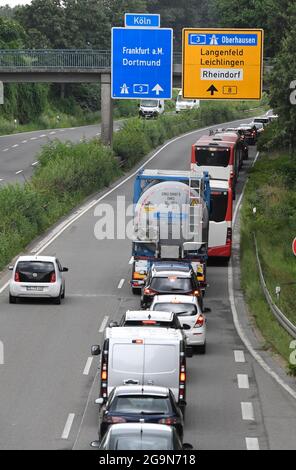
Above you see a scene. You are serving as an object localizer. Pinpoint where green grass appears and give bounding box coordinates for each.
[240,150,296,375]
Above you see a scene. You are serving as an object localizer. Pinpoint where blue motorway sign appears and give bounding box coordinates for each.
[125,13,160,28]
[111,27,173,99]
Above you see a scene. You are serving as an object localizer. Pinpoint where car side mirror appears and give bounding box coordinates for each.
[203,307,211,313]
[90,440,100,448]
[186,346,193,358]
[95,398,104,405]
[108,321,118,328]
[62,267,69,272]
[182,324,191,330]
[8,266,14,271]
[183,443,193,450]
[91,345,101,356]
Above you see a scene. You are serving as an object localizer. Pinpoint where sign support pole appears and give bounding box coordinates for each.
[100,73,113,146]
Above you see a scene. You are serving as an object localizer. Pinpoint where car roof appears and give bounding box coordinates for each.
[105,326,183,340]
[151,294,200,306]
[125,310,175,322]
[109,423,173,435]
[112,385,170,397]
[16,255,56,263]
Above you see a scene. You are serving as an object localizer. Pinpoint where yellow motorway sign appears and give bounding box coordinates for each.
[182,28,264,100]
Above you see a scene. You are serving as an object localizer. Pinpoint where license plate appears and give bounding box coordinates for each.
[26,286,44,291]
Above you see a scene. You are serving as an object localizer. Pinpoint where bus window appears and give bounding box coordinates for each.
[195,147,230,168]
[210,192,228,223]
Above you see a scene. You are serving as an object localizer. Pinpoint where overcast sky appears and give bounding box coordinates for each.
[2,1,32,6]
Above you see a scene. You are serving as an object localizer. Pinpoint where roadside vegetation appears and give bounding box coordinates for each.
[240,148,296,375]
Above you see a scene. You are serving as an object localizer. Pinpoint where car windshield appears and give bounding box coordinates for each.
[16,261,55,283]
[195,147,230,167]
[210,191,228,222]
[153,303,197,316]
[141,100,158,107]
[150,277,193,292]
[111,396,171,414]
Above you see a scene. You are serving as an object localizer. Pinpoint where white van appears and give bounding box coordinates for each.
[91,327,191,411]
[139,99,164,119]
[176,90,200,113]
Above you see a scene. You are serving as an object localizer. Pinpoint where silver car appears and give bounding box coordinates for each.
[9,255,68,304]
[150,295,207,353]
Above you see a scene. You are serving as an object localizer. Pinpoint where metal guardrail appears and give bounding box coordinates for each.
[254,233,296,339]
[0,49,271,70]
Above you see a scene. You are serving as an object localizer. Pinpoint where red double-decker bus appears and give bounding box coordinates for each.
[191,132,242,198]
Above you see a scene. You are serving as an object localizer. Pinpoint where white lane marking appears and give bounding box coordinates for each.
[96,133,101,136]
[99,316,109,333]
[22,140,28,143]
[246,437,260,450]
[12,144,19,148]
[0,178,3,182]
[59,129,65,132]
[49,131,56,135]
[129,257,134,265]
[0,119,249,299]
[31,161,39,167]
[241,402,255,421]
[40,134,47,138]
[15,170,23,175]
[61,413,75,439]
[118,278,125,289]
[83,357,93,376]
[30,137,37,141]
[229,151,296,402]
[238,374,249,389]
[3,148,9,152]
[234,350,245,363]
[70,127,76,130]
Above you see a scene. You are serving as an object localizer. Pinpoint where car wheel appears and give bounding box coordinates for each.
[132,287,140,295]
[180,404,186,421]
[198,342,206,355]
[53,291,62,305]
[9,294,17,304]
[61,286,65,299]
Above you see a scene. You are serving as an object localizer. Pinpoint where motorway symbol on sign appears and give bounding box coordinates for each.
[112,27,173,100]
[292,238,296,256]
[182,28,264,100]
[125,13,160,28]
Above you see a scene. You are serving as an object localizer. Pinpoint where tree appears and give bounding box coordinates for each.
[269,1,296,153]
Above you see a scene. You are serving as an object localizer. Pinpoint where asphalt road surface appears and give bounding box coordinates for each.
[0,118,296,450]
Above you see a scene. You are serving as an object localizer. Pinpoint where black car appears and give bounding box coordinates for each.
[237,125,257,145]
[91,423,193,451]
[141,261,202,309]
[96,385,184,441]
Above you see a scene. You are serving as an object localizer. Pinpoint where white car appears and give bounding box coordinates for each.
[176,90,200,113]
[9,255,68,304]
[150,295,206,353]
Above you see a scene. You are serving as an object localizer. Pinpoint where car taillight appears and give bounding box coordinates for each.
[50,272,56,283]
[14,272,20,282]
[104,416,126,424]
[227,228,232,243]
[192,289,200,297]
[194,314,204,328]
[100,345,109,400]
[179,360,186,402]
[158,417,178,425]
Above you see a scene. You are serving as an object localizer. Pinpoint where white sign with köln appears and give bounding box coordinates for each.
[200,68,244,80]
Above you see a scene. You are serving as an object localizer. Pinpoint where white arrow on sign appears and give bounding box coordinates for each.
[152,84,164,96]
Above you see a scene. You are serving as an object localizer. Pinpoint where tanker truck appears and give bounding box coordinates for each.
[130,169,211,295]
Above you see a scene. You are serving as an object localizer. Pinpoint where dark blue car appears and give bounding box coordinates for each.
[97,385,184,441]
